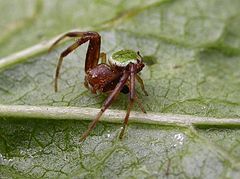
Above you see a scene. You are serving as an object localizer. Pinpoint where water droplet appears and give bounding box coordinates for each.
[0,153,13,165]
[174,133,185,145]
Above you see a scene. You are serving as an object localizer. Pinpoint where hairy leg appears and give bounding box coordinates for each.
[136,74,148,96]
[134,95,146,113]
[80,70,130,142]
[54,37,89,92]
[50,31,101,74]
[84,32,101,71]
[49,32,84,52]
[119,63,136,139]
[125,80,146,113]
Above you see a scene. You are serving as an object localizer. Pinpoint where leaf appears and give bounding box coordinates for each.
[1,0,240,178]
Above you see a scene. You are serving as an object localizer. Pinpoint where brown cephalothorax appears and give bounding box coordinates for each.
[49,31,148,141]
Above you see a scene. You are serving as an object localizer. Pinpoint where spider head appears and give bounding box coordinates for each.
[109,50,144,71]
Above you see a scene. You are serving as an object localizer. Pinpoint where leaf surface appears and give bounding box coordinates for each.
[0,0,240,178]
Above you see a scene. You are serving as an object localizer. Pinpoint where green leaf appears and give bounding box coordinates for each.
[1,0,240,178]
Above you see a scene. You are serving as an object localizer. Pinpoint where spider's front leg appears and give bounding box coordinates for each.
[119,63,137,139]
[49,31,101,92]
[79,70,130,142]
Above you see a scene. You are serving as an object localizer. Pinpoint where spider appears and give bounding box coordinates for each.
[49,31,148,142]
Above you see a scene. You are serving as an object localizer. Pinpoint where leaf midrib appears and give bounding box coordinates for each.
[0,104,240,127]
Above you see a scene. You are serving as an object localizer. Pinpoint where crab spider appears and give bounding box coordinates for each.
[49,31,148,141]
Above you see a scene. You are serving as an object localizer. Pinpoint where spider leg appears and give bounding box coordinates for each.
[79,70,130,142]
[50,31,101,74]
[100,52,107,64]
[126,80,146,113]
[49,32,84,52]
[134,95,146,113]
[119,63,137,139]
[136,74,148,96]
[84,32,101,71]
[54,37,89,92]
